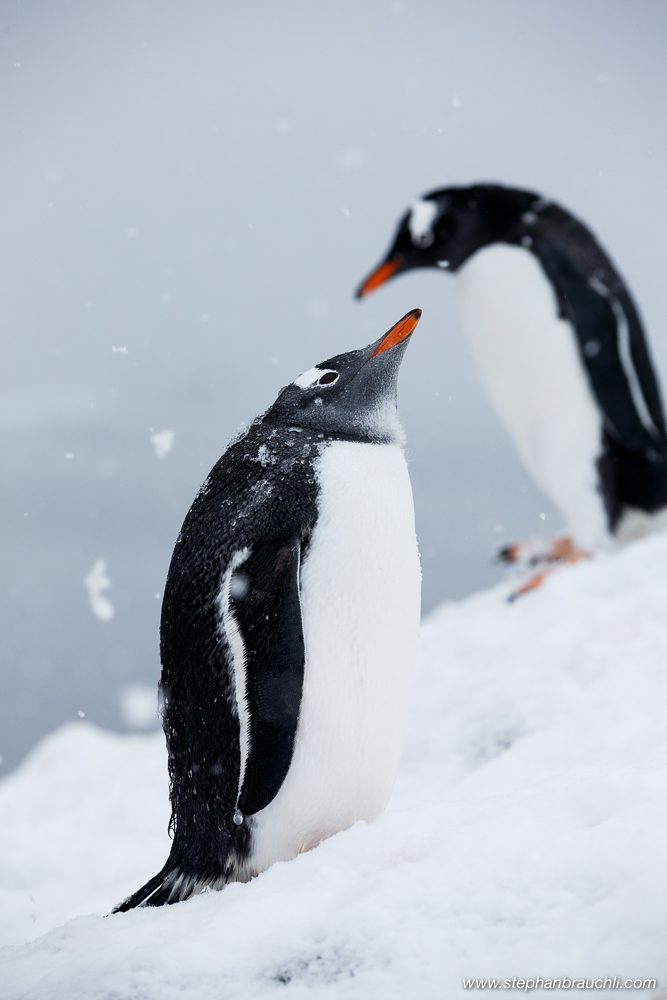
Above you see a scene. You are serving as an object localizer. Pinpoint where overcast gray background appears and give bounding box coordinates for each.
[1,0,666,774]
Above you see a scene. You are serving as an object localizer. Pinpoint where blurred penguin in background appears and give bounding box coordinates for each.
[357,184,667,592]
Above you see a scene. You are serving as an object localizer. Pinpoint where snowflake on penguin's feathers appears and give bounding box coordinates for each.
[252,444,277,468]
[194,476,212,500]
[236,479,274,519]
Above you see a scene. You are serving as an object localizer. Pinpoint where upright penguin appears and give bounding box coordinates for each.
[114,309,422,910]
[357,184,667,557]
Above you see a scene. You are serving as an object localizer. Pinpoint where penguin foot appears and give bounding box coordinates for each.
[498,536,587,568]
[506,541,588,602]
[507,570,549,602]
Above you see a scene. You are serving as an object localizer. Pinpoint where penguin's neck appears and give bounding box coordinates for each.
[455,242,609,550]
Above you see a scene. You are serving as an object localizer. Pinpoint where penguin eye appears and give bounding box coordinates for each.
[318,371,339,385]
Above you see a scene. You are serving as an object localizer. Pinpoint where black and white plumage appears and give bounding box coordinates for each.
[114,310,422,910]
[357,184,667,551]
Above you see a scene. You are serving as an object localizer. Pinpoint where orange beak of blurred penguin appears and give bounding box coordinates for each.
[369,308,421,358]
[355,257,404,299]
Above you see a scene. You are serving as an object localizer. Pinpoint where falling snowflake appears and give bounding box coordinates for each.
[151,429,175,459]
[84,559,115,622]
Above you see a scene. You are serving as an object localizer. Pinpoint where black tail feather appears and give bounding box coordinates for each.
[111,846,244,912]
[111,854,215,912]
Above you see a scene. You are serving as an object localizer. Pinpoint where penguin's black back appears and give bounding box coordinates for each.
[115,419,323,908]
[513,196,667,524]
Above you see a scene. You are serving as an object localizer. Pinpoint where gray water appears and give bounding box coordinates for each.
[1,0,666,774]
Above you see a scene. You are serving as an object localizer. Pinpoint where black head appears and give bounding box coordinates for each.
[356,183,545,297]
[267,309,421,443]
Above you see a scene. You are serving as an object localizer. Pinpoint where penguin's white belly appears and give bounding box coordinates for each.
[248,440,421,873]
[456,243,609,549]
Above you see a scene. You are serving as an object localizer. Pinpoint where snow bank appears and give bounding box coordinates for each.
[2,532,667,998]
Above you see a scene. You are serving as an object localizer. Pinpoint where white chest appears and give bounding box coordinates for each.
[456,243,609,548]
[248,440,421,872]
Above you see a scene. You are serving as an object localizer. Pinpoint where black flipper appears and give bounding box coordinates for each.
[231,542,305,816]
[112,422,319,911]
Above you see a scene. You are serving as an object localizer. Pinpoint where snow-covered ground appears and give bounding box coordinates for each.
[2,532,667,999]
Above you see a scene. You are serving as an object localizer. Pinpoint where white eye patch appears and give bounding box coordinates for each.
[293,367,339,389]
[408,198,439,246]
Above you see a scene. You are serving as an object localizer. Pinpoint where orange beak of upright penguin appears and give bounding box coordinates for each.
[355,257,404,299]
[369,308,422,359]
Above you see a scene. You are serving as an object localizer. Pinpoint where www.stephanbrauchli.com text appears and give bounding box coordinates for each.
[462,977,657,991]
